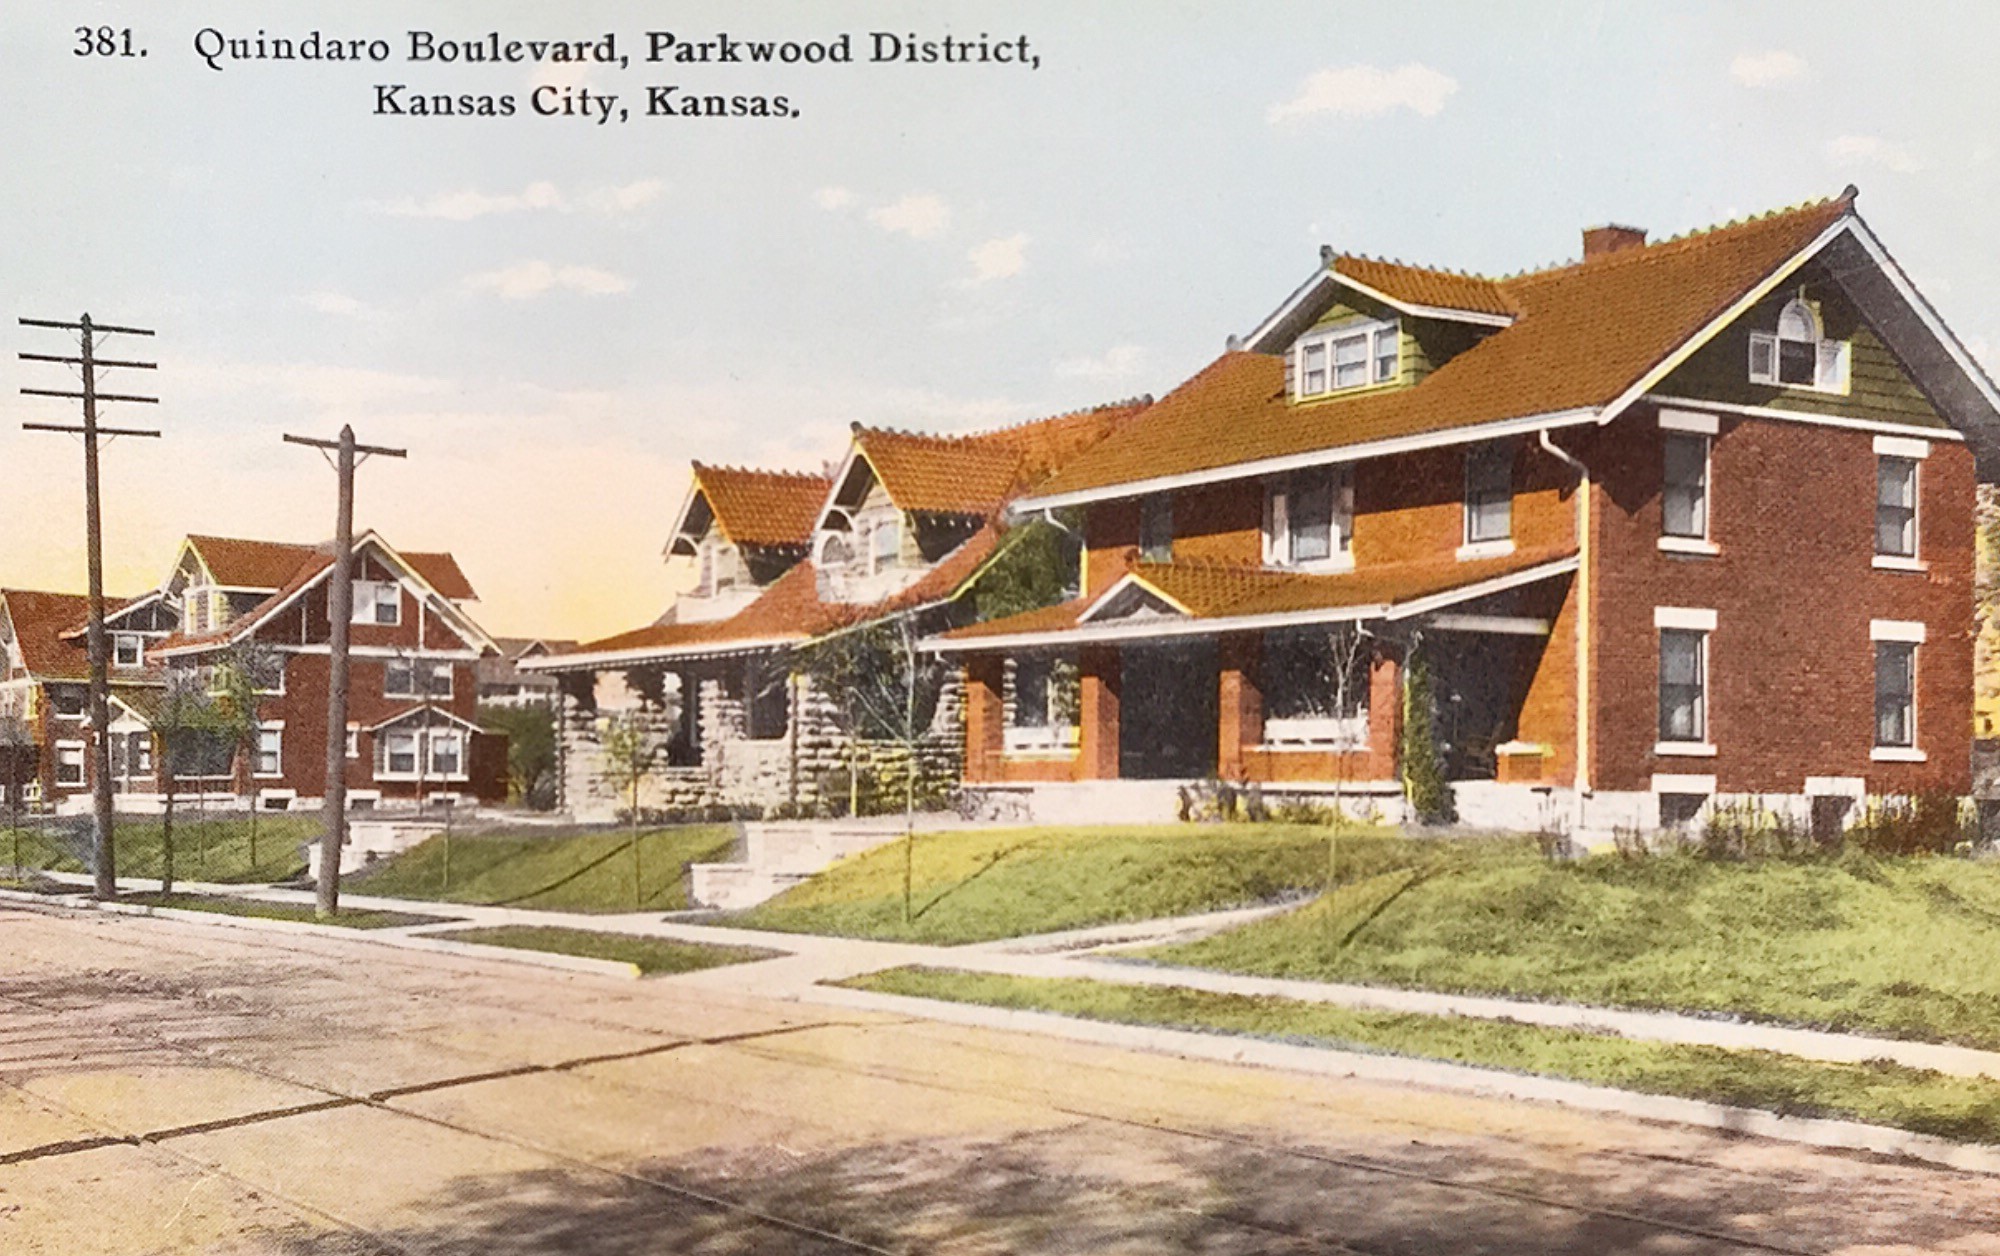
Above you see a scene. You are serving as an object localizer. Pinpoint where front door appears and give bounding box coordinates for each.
[1118,641,1218,779]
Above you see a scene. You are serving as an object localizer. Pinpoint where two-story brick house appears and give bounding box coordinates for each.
[149,533,507,809]
[527,405,1147,819]
[935,190,2000,835]
[0,588,175,810]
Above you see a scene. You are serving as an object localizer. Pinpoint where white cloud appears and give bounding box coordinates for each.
[302,291,372,318]
[1825,134,1923,174]
[867,193,952,240]
[1267,63,1457,124]
[373,179,662,220]
[813,186,857,211]
[964,234,1029,285]
[1056,345,1149,380]
[465,261,633,300]
[1730,50,1807,87]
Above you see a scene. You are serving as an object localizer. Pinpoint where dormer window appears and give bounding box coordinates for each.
[1294,319,1398,399]
[112,634,143,669]
[1749,298,1848,393]
[868,517,900,573]
[697,538,740,594]
[817,532,856,571]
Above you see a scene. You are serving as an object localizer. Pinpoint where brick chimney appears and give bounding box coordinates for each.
[1582,223,1647,259]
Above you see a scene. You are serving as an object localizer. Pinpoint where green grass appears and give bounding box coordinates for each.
[426,924,782,975]
[351,825,736,913]
[734,823,1457,944]
[2,815,317,883]
[1151,850,2000,1051]
[841,966,2000,1145]
[123,891,451,930]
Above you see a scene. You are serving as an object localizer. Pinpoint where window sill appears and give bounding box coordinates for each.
[253,773,284,781]
[1872,555,1928,573]
[1256,742,1368,753]
[1265,554,1355,575]
[1657,536,1720,557]
[1495,740,1550,756]
[1456,539,1515,562]
[1653,741,1717,758]
[1870,746,1927,763]
[375,772,471,782]
[1002,748,1081,762]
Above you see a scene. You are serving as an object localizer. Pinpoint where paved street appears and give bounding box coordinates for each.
[6,901,2000,1254]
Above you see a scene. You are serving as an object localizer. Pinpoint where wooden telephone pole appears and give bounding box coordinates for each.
[19,314,159,900]
[283,426,405,918]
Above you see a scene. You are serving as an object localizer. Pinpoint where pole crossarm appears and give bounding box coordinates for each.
[18,353,157,369]
[20,388,158,404]
[282,433,408,458]
[22,423,163,437]
[18,317,154,336]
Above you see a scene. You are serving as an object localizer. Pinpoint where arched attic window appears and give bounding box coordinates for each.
[817,531,855,570]
[1749,297,1849,393]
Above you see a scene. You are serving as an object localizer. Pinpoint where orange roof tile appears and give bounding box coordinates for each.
[1334,255,1518,318]
[855,399,1151,515]
[2,589,94,681]
[941,546,1576,642]
[693,465,833,548]
[185,536,323,589]
[402,551,477,601]
[1033,195,1853,500]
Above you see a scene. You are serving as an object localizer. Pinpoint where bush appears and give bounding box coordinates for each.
[1400,653,1455,825]
[1848,790,1974,857]
[1698,799,1815,861]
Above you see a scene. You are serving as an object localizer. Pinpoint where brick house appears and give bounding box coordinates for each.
[0,588,175,810]
[526,406,1146,819]
[933,190,2000,835]
[143,533,507,810]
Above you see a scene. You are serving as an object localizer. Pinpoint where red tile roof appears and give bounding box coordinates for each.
[692,465,833,548]
[855,399,1151,514]
[940,546,1577,642]
[2,589,94,681]
[182,535,476,601]
[1334,255,1518,318]
[1032,195,1854,500]
[554,525,1007,664]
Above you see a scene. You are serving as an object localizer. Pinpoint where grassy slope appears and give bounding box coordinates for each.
[2,816,318,883]
[124,891,448,929]
[427,925,782,975]
[351,825,736,913]
[843,966,2000,1144]
[1155,852,2000,1050]
[735,824,1464,944]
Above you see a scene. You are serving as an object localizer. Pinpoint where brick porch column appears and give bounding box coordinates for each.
[1078,645,1121,780]
[1217,633,1263,780]
[961,656,1005,782]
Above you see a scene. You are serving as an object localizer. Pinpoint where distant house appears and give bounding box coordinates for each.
[932,190,2000,836]
[476,638,577,708]
[136,533,508,811]
[524,406,1146,819]
[0,588,174,809]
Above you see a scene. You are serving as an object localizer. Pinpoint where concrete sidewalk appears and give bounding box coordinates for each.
[26,867,2000,1087]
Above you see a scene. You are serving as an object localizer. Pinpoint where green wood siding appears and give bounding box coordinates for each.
[1658,261,1946,430]
[1289,291,1490,393]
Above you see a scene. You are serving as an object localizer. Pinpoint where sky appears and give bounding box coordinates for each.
[3,1,1998,641]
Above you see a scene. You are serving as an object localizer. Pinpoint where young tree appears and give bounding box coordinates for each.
[598,709,659,910]
[150,669,235,893]
[1401,647,1456,826]
[797,614,946,924]
[211,642,280,871]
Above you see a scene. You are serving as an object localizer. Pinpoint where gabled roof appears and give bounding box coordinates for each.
[831,399,1152,520]
[366,704,486,734]
[528,524,1007,672]
[177,534,476,600]
[154,531,492,657]
[679,465,833,550]
[1025,193,1879,506]
[1,589,94,681]
[1329,254,1518,322]
[933,547,1578,649]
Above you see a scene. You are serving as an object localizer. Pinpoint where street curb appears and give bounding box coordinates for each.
[803,983,2000,1178]
[0,888,643,981]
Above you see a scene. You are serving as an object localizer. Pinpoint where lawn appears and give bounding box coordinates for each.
[2,814,317,884]
[351,824,737,913]
[841,966,2000,1145]
[1151,850,2000,1051]
[426,925,783,975]
[123,891,451,929]
[734,823,1457,944]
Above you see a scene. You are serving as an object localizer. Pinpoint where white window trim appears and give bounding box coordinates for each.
[1747,300,1851,395]
[1260,712,1369,750]
[1651,773,1717,794]
[1654,606,1718,631]
[112,634,145,669]
[54,739,87,786]
[1292,317,1399,400]
[1873,434,1932,460]
[352,579,403,626]
[1657,408,1720,435]
[1871,746,1928,763]
[254,721,284,779]
[1874,452,1921,564]
[1658,426,1714,553]
[1003,725,1080,756]
[1658,536,1721,557]
[1653,740,1718,758]
[1805,776,1866,798]
[345,724,361,760]
[1869,619,1927,643]
[1263,468,1355,571]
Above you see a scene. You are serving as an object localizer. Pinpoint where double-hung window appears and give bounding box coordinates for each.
[1655,607,1717,754]
[1293,320,1398,399]
[1139,494,1173,563]
[428,730,464,777]
[113,634,144,669]
[1871,620,1925,759]
[1004,653,1079,753]
[352,580,401,626]
[55,741,85,787]
[1873,437,1927,567]
[1264,467,1353,568]
[1657,410,1718,553]
[254,724,282,778]
[1462,442,1514,554]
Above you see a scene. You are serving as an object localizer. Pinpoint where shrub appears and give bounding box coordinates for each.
[1848,790,1973,857]
[1699,799,1814,861]
[1400,653,1455,825]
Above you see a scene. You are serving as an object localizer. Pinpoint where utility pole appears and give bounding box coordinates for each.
[283,426,405,918]
[20,315,159,900]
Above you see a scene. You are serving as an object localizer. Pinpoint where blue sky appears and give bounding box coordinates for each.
[3,1,1996,637]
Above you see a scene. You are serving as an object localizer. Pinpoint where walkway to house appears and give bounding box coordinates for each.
[22,868,2000,1087]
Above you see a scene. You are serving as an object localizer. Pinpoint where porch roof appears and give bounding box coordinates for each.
[928,546,1577,651]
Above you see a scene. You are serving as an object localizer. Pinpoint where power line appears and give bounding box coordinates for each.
[19,313,160,900]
